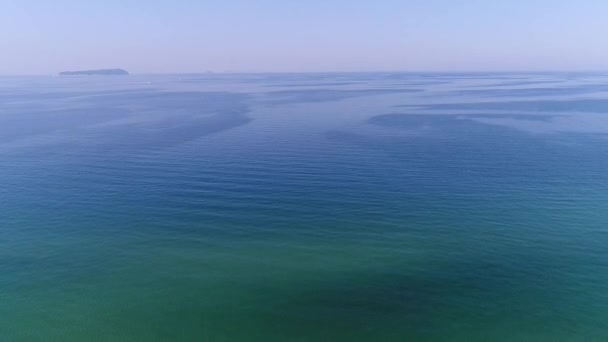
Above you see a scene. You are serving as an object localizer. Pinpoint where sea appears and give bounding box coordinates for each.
[2,72,608,341]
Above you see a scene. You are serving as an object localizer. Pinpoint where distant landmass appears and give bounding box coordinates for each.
[59,69,129,76]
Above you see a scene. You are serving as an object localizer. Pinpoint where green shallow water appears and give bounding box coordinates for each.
[2,73,608,341]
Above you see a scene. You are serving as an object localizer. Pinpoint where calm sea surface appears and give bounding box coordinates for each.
[2,73,608,341]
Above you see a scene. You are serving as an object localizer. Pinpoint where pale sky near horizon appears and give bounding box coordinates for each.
[2,0,608,74]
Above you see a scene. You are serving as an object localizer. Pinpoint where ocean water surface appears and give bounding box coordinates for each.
[2,73,608,341]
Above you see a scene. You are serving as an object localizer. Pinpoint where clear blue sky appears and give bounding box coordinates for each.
[2,0,608,74]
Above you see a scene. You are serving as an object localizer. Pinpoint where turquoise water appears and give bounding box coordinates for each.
[2,73,608,341]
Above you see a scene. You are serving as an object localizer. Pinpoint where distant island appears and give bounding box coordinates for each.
[59,69,129,76]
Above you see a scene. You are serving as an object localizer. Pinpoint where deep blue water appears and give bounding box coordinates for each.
[2,73,608,341]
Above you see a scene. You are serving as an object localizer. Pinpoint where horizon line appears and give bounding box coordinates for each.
[3,69,608,77]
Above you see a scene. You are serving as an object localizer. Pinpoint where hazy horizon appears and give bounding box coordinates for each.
[3,0,608,74]
[5,69,608,77]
